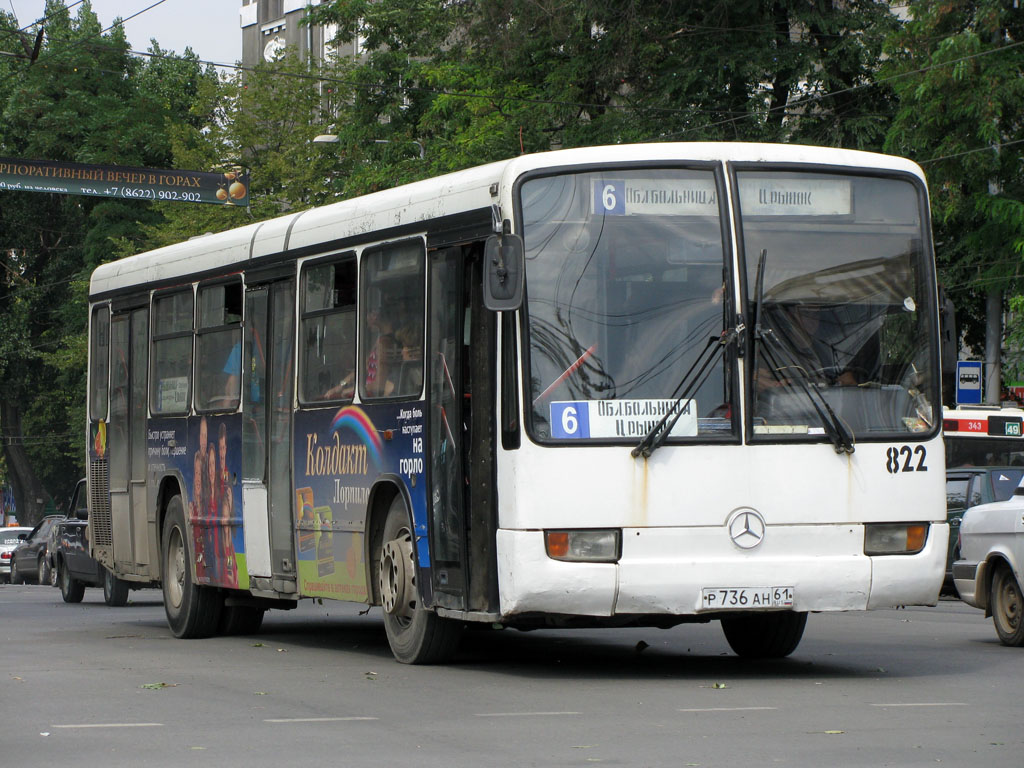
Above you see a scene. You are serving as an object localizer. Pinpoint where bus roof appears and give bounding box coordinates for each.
[89,142,925,299]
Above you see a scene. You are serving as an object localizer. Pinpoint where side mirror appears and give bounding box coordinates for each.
[483,233,525,312]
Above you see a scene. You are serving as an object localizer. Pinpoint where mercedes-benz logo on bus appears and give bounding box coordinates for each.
[727,508,766,550]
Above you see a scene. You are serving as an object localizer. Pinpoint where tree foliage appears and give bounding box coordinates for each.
[0,1,215,522]
[883,0,1024,369]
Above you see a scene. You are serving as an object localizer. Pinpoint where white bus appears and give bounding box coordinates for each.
[85,143,946,663]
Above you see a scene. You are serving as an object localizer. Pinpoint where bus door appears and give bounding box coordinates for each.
[242,279,298,594]
[427,247,498,613]
[108,305,152,574]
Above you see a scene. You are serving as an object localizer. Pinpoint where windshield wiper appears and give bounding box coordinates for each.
[751,249,854,455]
[758,329,855,454]
[632,323,743,459]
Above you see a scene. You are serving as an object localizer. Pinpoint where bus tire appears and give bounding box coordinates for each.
[162,495,222,638]
[378,496,462,664]
[219,605,265,635]
[59,561,85,603]
[721,611,807,659]
[103,569,130,607]
[991,565,1024,647]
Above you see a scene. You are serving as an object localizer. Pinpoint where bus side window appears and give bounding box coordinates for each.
[360,240,425,400]
[300,257,357,404]
[151,290,194,416]
[89,305,110,423]
[195,280,243,412]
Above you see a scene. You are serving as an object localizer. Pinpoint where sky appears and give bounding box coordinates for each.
[6,0,242,66]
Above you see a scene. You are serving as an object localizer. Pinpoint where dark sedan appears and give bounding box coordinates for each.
[9,515,64,585]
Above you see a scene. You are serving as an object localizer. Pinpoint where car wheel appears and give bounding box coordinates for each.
[38,554,51,586]
[59,561,85,603]
[991,565,1024,647]
[103,569,130,607]
[161,494,222,638]
[49,560,59,587]
[10,558,23,585]
[721,612,808,658]
[378,495,462,664]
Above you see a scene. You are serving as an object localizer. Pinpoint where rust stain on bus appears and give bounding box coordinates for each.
[631,455,649,527]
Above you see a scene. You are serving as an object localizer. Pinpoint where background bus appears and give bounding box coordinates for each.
[943,405,1024,467]
[86,143,947,663]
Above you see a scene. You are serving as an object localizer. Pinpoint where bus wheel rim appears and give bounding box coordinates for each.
[167,528,185,610]
[379,533,413,623]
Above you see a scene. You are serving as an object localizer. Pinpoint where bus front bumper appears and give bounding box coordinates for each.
[496,524,947,618]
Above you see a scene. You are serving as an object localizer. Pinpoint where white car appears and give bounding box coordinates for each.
[1,527,32,583]
[953,479,1024,646]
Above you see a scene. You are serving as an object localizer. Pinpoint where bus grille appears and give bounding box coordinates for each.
[89,458,113,548]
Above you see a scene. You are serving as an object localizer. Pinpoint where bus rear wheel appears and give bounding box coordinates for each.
[377,496,461,664]
[162,495,222,638]
[721,611,807,659]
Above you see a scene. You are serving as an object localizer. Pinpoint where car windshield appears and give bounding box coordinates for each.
[519,168,732,442]
[741,171,938,438]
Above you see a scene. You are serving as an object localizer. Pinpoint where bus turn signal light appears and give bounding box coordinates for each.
[864,523,929,556]
[544,529,621,563]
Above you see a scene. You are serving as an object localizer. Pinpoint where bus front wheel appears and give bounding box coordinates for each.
[377,496,462,664]
[162,495,222,638]
[721,611,807,659]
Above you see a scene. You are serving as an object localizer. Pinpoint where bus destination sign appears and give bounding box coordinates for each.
[0,156,249,206]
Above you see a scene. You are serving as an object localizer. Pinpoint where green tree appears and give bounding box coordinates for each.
[0,1,214,524]
[306,0,901,196]
[883,0,1024,395]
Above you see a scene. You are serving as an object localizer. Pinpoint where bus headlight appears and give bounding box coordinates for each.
[545,529,621,563]
[864,523,928,556]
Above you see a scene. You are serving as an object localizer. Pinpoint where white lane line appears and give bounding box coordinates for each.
[52,723,163,729]
[475,711,581,718]
[678,707,777,713]
[264,717,379,723]
[870,702,967,708]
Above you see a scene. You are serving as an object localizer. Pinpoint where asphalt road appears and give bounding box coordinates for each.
[1,584,1020,768]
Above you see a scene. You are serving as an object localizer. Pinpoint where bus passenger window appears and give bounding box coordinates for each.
[300,258,356,404]
[360,240,425,400]
[89,305,110,422]
[150,290,194,416]
[195,281,243,412]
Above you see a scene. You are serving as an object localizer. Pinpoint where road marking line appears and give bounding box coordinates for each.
[678,707,777,713]
[475,712,581,718]
[870,703,967,708]
[52,723,163,729]
[264,717,379,723]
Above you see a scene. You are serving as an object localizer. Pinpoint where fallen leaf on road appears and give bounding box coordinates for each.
[140,682,177,690]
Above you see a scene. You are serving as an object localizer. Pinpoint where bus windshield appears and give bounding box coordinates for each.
[520,168,732,442]
[741,171,937,439]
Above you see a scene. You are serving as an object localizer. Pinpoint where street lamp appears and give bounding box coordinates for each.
[313,134,425,159]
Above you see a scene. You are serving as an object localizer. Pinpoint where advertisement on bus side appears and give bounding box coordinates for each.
[292,403,427,601]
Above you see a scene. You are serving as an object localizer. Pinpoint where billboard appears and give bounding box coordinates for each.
[0,156,249,206]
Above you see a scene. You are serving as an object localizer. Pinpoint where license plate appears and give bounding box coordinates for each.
[700,586,794,610]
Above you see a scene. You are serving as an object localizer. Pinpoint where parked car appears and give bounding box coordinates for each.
[944,467,1024,592]
[953,475,1024,646]
[9,515,63,585]
[52,479,135,606]
[1,527,32,583]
